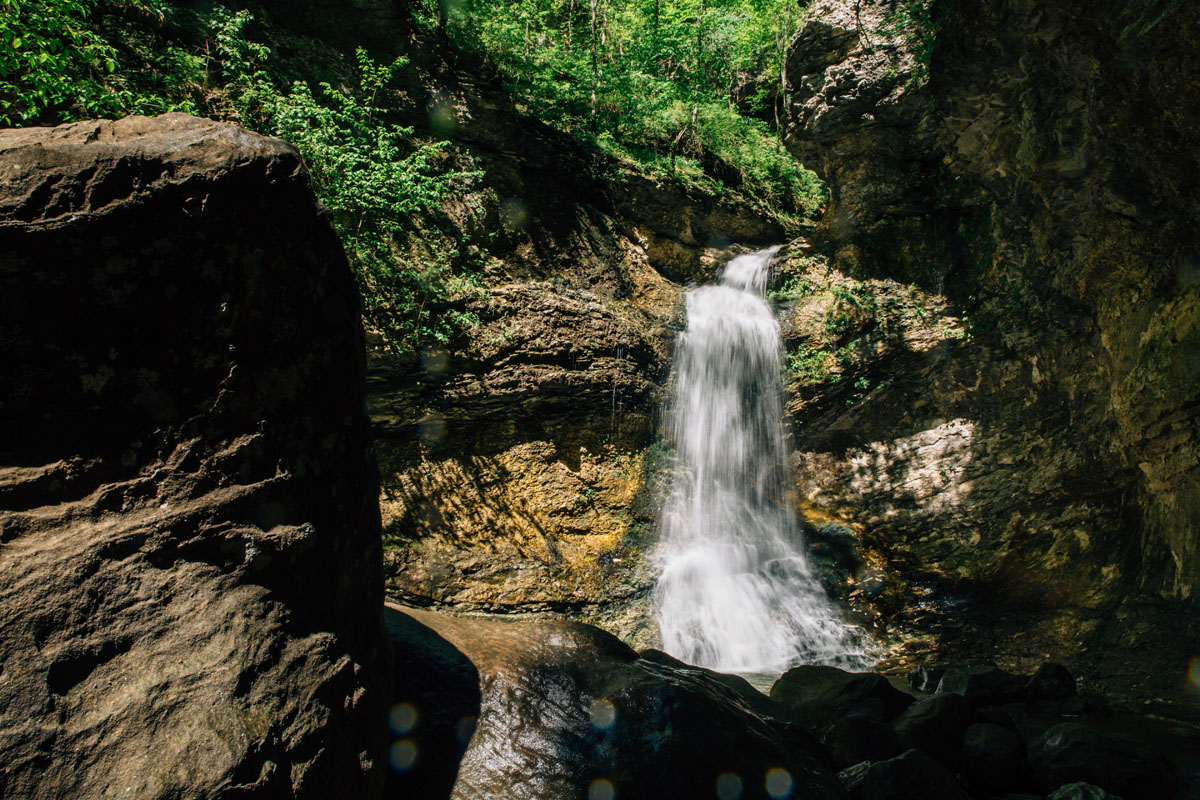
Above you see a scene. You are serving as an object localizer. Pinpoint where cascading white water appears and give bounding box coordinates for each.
[652,246,868,673]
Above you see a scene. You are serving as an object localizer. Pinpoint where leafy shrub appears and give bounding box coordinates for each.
[211,11,485,352]
[4,3,484,354]
[445,0,826,228]
[0,0,199,124]
[879,0,938,86]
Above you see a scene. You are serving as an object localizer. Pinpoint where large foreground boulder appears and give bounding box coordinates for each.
[386,606,847,800]
[0,115,389,797]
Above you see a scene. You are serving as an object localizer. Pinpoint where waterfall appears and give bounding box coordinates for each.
[652,246,868,673]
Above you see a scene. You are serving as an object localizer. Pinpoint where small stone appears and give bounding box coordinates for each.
[838,761,872,799]
[1025,662,1077,702]
[862,749,969,800]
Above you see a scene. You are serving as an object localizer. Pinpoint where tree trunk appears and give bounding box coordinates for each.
[694,0,707,101]
[590,0,599,133]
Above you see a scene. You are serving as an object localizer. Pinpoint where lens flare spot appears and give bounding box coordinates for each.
[389,739,418,772]
[500,197,529,232]
[417,413,446,445]
[456,715,478,746]
[1188,656,1200,694]
[588,778,615,800]
[427,91,458,136]
[765,767,794,798]
[589,698,617,730]
[421,348,450,376]
[716,772,743,800]
[390,703,418,734]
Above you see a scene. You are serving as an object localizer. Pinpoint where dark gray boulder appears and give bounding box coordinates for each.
[937,664,1026,707]
[861,749,969,800]
[1047,782,1125,800]
[823,715,902,771]
[1028,722,1176,800]
[890,692,973,771]
[771,664,915,731]
[962,721,1026,795]
[1025,663,1078,702]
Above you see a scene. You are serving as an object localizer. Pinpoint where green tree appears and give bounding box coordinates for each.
[452,0,823,226]
[0,0,199,125]
[211,12,484,351]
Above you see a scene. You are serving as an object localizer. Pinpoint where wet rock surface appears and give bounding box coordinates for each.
[771,664,914,730]
[385,605,845,800]
[0,115,389,797]
[781,0,1200,711]
[766,662,1200,800]
[783,0,938,274]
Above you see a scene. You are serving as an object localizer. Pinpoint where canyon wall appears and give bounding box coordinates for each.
[782,0,1199,705]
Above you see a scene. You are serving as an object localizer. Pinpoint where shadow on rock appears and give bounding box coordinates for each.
[384,607,482,798]
[386,605,846,800]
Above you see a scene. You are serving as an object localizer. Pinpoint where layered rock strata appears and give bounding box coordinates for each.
[782,0,1200,707]
[0,115,389,798]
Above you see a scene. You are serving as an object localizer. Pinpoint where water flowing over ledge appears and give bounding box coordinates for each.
[653,246,871,674]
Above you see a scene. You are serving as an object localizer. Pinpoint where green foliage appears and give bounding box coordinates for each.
[211,12,484,352]
[438,0,824,227]
[786,345,833,385]
[0,0,201,125]
[768,275,815,303]
[1116,0,1185,38]
[4,2,485,354]
[879,0,938,86]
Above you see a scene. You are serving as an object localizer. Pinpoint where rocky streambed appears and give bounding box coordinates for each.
[385,603,1200,800]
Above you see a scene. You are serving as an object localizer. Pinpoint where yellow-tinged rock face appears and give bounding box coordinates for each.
[380,438,664,648]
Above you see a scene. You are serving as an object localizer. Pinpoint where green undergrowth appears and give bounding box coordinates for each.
[877,0,938,87]
[417,0,826,230]
[4,0,831,347]
[770,249,965,406]
[0,0,203,124]
[2,0,486,354]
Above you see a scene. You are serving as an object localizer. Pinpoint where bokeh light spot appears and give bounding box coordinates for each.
[390,702,418,734]
[765,767,794,798]
[589,698,617,730]
[716,772,743,800]
[421,348,450,376]
[500,197,529,232]
[456,715,478,746]
[389,739,418,772]
[588,778,615,800]
[417,413,447,445]
[427,90,458,137]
